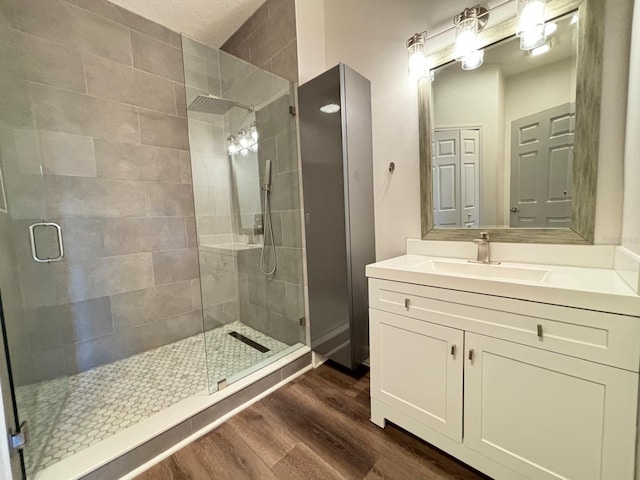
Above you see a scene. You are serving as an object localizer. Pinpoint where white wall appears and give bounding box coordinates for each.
[622,0,640,255]
[295,0,325,84]
[433,65,505,227]
[321,0,434,260]
[297,0,634,261]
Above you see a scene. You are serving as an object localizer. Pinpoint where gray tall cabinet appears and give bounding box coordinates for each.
[298,64,375,369]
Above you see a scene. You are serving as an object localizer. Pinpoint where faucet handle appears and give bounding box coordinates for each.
[473,232,489,243]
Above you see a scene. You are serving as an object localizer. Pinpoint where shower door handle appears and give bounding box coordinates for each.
[29,221,64,263]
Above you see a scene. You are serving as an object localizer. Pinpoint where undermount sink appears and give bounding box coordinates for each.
[429,259,551,282]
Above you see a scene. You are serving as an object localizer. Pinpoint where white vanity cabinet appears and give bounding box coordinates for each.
[368,278,640,480]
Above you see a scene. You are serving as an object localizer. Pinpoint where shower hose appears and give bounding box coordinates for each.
[260,186,277,276]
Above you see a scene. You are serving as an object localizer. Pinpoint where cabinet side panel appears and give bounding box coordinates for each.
[298,66,352,365]
[342,64,375,366]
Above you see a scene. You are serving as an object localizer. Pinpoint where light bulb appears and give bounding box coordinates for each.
[250,143,258,152]
[251,127,258,142]
[455,18,480,60]
[517,0,545,36]
[228,143,238,155]
[240,148,249,157]
[520,24,546,50]
[408,50,428,80]
[461,49,484,70]
[530,42,551,56]
[239,135,249,148]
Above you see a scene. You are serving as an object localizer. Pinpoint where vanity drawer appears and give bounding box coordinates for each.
[369,278,640,372]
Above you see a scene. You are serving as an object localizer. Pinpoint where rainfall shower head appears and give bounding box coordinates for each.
[187,94,254,114]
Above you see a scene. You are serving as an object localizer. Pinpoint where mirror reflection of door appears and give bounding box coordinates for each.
[509,103,574,227]
[433,129,480,228]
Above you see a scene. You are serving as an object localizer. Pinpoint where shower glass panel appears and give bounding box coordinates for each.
[182,35,306,394]
[0,10,69,477]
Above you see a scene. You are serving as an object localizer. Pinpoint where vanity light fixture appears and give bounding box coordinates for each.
[454,6,488,70]
[227,123,258,157]
[406,31,428,79]
[516,0,547,50]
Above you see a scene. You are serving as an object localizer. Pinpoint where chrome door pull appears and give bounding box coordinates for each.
[29,222,64,263]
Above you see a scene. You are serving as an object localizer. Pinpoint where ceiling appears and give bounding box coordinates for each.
[107,0,265,47]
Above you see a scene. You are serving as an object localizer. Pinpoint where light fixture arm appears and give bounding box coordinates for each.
[453,6,489,32]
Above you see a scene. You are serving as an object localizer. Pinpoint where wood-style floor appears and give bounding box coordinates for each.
[136,363,489,480]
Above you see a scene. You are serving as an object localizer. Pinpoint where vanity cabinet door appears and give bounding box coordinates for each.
[370,309,464,442]
[464,333,638,480]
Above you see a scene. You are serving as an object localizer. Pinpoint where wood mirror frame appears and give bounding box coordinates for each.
[420,0,604,244]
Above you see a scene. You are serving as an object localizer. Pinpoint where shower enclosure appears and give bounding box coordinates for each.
[0,1,306,477]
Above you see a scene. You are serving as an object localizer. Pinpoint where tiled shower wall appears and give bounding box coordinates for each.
[221,0,298,83]
[183,36,304,346]
[2,0,203,383]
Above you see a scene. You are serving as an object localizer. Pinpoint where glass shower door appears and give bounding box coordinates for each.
[0,9,76,480]
[0,10,70,478]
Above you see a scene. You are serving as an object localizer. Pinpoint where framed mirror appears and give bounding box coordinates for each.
[419,0,604,243]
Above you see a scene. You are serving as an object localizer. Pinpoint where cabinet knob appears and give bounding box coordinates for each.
[537,324,543,339]
[404,298,410,309]
[451,345,456,357]
[468,349,474,361]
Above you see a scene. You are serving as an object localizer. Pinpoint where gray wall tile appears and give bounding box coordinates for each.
[152,248,199,285]
[112,322,159,358]
[157,310,203,346]
[275,129,298,174]
[247,2,295,67]
[14,31,87,92]
[64,0,181,48]
[131,30,184,82]
[175,83,187,118]
[270,41,297,84]
[8,0,133,65]
[144,183,195,216]
[65,334,115,373]
[101,217,187,255]
[54,253,155,304]
[281,210,302,247]
[29,83,140,143]
[39,131,97,177]
[221,0,297,83]
[94,140,181,182]
[180,150,193,184]
[60,296,113,343]
[270,170,300,211]
[111,280,193,329]
[85,54,177,114]
[45,176,146,217]
[139,109,189,150]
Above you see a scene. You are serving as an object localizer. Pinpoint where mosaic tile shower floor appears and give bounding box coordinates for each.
[16,321,290,473]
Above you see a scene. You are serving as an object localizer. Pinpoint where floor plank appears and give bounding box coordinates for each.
[270,442,344,480]
[136,364,489,480]
[224,402,300,468]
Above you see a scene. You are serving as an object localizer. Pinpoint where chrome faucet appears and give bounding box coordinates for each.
[470,232,499,264]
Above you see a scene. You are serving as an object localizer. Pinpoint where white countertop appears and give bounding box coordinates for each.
[366,255,640,317]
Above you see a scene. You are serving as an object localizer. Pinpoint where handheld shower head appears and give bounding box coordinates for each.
[263,160,272,191]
